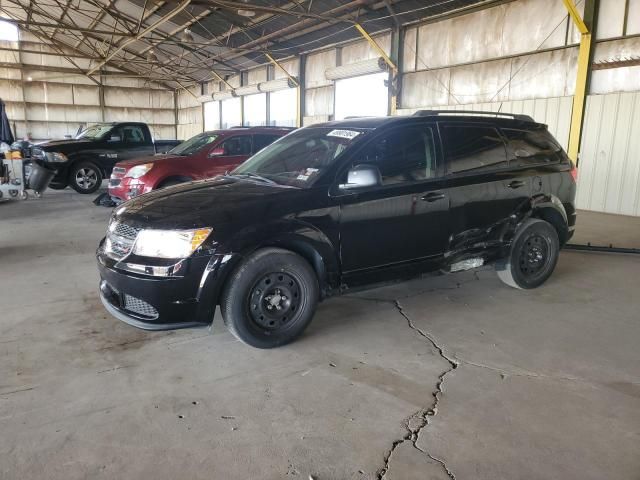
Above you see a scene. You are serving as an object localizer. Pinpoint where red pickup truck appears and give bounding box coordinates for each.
[108,126,294,203]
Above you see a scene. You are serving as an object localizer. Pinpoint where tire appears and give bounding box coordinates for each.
[496,218,560,289]
[69,162,103,194]
[221,248,319,348]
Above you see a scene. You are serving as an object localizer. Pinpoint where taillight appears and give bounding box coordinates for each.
[570,165,578,182]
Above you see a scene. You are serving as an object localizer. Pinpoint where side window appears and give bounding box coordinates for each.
[221,136,252,156]
[120,126,145,144]
[353,126,437,186]
[441,124,508,174]
[502,128,563,167]
[253,134,281,153]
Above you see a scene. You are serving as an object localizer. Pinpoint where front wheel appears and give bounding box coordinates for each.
[496,218,560,289]
[69,162,102,194]
[221,248,319,348]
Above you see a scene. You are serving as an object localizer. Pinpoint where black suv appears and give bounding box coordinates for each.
[97,111,577,348]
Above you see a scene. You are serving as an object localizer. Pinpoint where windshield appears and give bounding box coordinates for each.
[170,133,218,156]
[76,124,113,139]
[233,127,365,188]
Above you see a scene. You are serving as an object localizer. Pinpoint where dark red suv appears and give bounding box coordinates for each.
[108,126,294,202]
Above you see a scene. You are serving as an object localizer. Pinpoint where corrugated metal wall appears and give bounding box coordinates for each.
[1,29,176,142]
[576,92,640,216]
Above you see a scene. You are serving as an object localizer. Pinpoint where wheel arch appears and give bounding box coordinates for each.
[529,194,569,246]
[220,223,340,299]
[157,175,193,188]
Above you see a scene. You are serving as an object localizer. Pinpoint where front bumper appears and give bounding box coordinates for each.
[97,244,238,331]
[108,177,152,202]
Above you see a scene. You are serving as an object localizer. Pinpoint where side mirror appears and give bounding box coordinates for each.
[208,147,225,158]
[108,135,121,143]
[338,164,382,190]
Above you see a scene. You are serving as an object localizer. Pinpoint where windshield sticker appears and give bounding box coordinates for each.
[327,129,360,140]
[296,168,320,182]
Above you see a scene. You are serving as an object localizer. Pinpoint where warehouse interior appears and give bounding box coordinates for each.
[1,0,639,478]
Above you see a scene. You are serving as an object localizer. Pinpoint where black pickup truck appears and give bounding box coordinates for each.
[31,122,181,194]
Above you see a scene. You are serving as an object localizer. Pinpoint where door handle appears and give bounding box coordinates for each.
[421,192,446,202]
[507,180,525,189]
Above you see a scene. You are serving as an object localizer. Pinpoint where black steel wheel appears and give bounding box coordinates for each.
[497,218,559,289]
[221,248,319,348]
[69,161,102,194]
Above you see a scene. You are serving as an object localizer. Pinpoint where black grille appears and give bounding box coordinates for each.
[113,223,140,240]
[124,294,159,319]
[105,223,140,260]
[109,179,122,187]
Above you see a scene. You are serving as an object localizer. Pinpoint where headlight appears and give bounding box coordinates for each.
[125,163,154,179]
[133,228,212,258]
[44,151,68,162]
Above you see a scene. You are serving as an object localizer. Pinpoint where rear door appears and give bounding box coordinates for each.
[439,122,533,252]
[203,134,253,177]
[335,123,450,286]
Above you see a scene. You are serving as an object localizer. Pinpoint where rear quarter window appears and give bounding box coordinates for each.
[502,128,564,167]
[440,124,508,174]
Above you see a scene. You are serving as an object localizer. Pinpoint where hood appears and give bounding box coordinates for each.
[116,153,178,169]
[112,177,308,231]
[37,138,95,151]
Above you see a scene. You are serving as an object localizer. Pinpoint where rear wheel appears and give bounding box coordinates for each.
[69,162,102,194]
[221,248,319,348]
[496,218,559,289]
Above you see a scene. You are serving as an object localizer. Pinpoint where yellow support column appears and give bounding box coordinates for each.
[562,0,595,164]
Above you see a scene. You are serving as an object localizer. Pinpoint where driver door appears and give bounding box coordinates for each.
[334,124,451,287]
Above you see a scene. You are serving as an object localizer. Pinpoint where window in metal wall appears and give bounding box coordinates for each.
[204,101,220,131]
[221,97,241,129]
[243,93,267,126]
[0,20,18,41]
[334,72,388,120]
[269,88,297,127]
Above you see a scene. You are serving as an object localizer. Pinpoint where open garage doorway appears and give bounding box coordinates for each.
[334,72,388,120]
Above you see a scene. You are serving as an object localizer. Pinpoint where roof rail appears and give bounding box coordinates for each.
[412,110,535,122]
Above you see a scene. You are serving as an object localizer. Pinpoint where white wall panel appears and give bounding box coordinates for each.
[305,86,334,117]
[4,101,24,121]
[402,27,417,73]
[628,0,640,34]
[576,92,640,216]
[596,0,626,39]
[0,67,21,79]
[0,79,23,101]
[306,49,335,88]
[341,33,390,65]
[72,85,100,106]
[273,58,299,80]
[401,69,451,107]
[248,67,267,85]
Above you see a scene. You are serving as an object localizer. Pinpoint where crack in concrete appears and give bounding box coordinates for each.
[377,300,459,480]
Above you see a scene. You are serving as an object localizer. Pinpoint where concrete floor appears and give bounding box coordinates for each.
[1,190,639,480]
